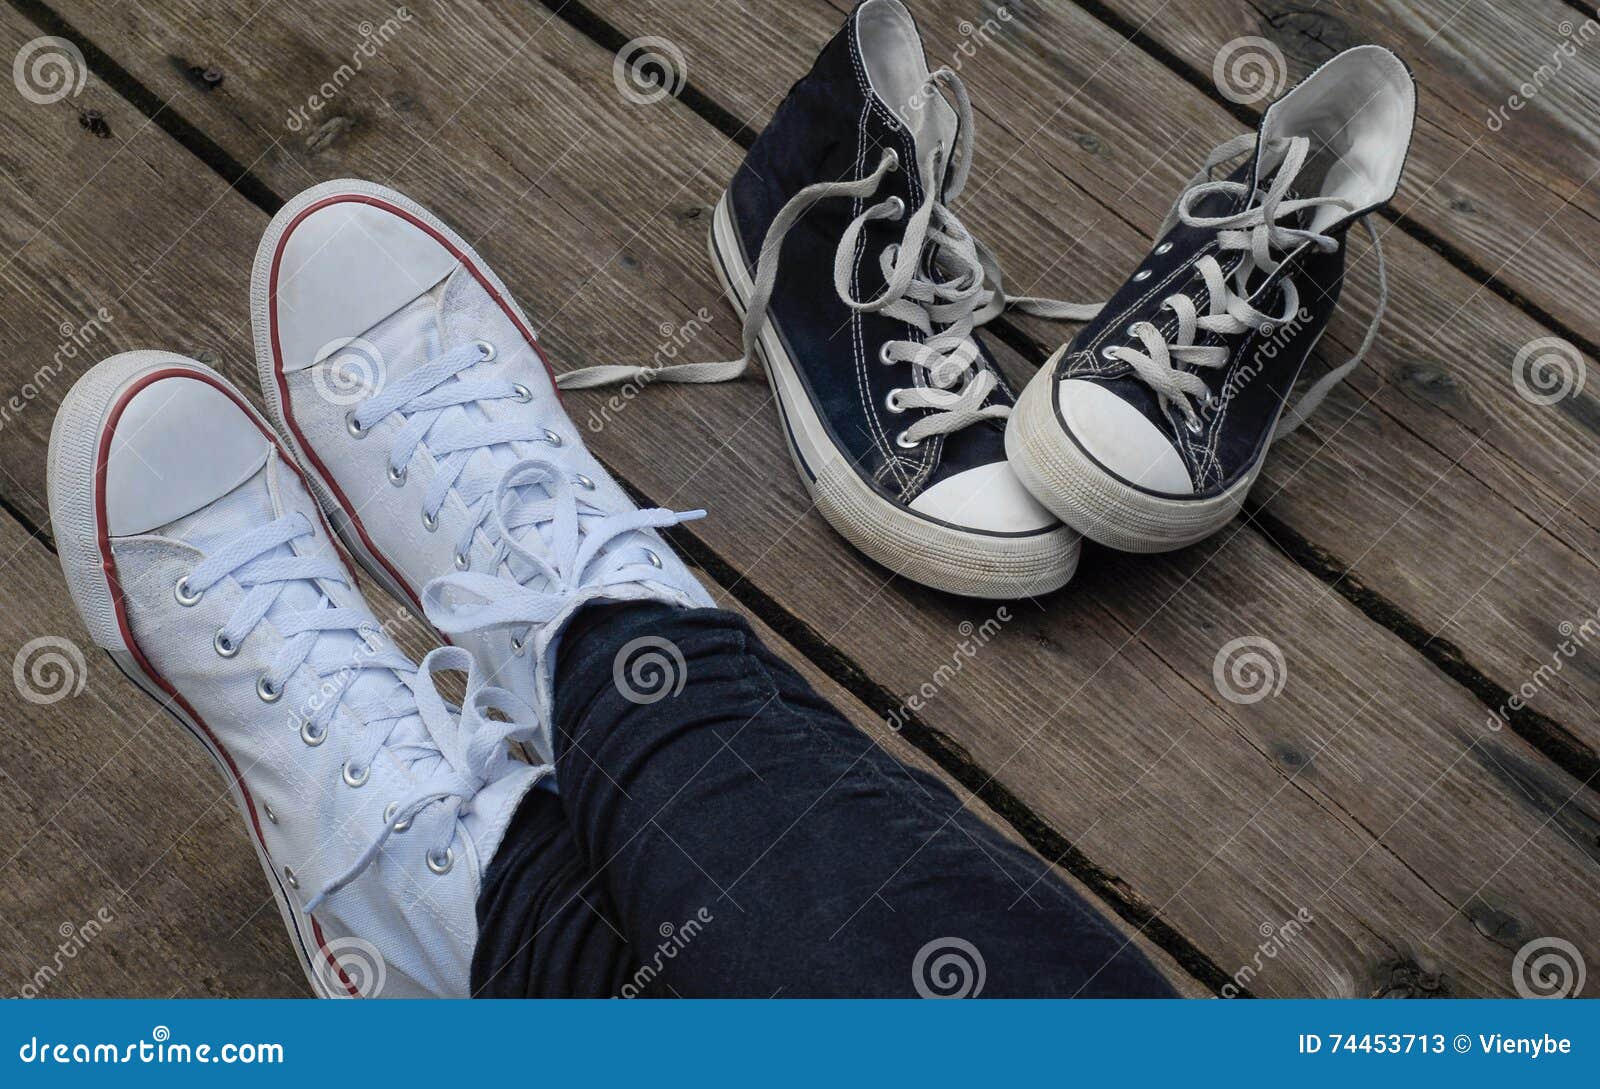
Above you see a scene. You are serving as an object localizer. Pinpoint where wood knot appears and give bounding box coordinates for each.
[77,109,111,139]
[1371,957,1448,997]
[304,115,355,155]
[1467,903,1522,946]
[1270,741,1312,772]
[1397,363,1460,405]
[1259,6,1356,68]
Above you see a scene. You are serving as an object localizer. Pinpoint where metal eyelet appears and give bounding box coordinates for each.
[474,339,496,362]
[895,430,922,450]
[300,719,327,747]
[1127,323,1143,338]
[512,383,532,403]
[345,411,367,439]
[422,510,439,532]
[885,196,906,219]
[878,343,896,366]
[454,551,471,571]
[510,635,526,656]
[383,802,411,833]
[213,630,239,658]
[426,847,454,875]
[882,148,899,173]
[885,390,905,414]
[1132,269,1153,282]
[257,675,283,703]
[543,429,562,447]
[342,761,370,788]
[263,803,278,825]
[283,866,299,889]
[388,464,407,487]
[1101,346,1120,361]
[174,577,202,607]
[1185,415,1206,436]
[645,549,662,569]
[574,474,595,491]
[1153,242,1174,256]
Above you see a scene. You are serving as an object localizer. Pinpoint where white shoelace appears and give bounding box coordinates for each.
[1083,133,1387,439]
[555,69,1096,446]
[177,514,546,911]
[421,457,704,651]
[351,340,582,570]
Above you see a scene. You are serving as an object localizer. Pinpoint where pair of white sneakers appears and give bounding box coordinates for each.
[48,181,713,997]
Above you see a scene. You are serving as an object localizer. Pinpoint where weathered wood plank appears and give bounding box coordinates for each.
[9,0,1598,995]
[580,0,1600,770]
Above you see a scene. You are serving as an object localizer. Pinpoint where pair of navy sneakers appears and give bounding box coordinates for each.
[600,0,1414,598]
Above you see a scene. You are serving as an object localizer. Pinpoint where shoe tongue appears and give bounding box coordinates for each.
[358,285,441,387]
[855,2,956,190]
[161,462,420,741]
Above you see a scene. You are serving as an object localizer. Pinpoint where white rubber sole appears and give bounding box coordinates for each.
[709,193,1080,599]
[1006,360,1259,554]
[48,351,345,998]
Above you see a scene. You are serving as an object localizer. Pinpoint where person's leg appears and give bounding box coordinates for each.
[538,601,1176,998]
[470,790,656,997]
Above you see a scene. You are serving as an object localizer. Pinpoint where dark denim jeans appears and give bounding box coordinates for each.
[471,604,1175,997]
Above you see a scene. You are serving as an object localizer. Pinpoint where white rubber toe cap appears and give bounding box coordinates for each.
[272,191,459,372]
[105,375,270,536]
[1057,379,1195,496]
[908,460,1060,534]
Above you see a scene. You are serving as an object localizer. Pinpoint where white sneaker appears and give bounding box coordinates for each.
[48,352,550,997]
[251,181,713,735]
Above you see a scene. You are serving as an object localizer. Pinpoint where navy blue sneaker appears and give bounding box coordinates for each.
[1006,46,1414,552]
[697,0,1081,598]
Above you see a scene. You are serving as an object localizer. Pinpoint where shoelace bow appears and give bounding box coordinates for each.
[311,645,548,911]
[554,68,1095,446]
[180,514,546,912]
[421,458,704,652]
[349,340,704,645]
[1083,132,1387,440]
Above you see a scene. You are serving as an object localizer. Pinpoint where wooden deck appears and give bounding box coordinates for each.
[0,0,1596,997]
